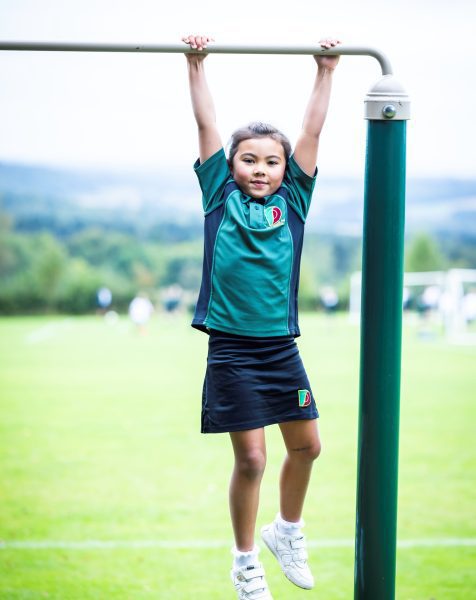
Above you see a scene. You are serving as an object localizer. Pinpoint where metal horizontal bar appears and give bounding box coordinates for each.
[0,41,393,75]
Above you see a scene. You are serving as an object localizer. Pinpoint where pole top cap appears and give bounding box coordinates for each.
[364,75,410,121]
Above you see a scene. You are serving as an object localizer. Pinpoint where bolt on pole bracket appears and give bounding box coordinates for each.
[365,75,410,121]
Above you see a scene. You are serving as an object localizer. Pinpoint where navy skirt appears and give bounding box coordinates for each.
[201,330,318,433]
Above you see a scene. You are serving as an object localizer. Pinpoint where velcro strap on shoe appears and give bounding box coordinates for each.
[245,578,266,593]
[290,536,308,561]
[243,567,264,580]
[291,536,306,549]
[294,548,308,561]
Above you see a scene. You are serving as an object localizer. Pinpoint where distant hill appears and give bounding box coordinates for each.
[1,161,475,237]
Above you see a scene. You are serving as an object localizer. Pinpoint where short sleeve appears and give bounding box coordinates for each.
[283,154,318,221]
[194,148,231,214]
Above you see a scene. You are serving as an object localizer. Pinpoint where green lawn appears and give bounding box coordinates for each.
[0,314,475,599]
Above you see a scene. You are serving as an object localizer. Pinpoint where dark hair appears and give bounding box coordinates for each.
[227,122,292,167]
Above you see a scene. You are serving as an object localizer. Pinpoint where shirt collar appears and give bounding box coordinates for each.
[241,193,267,206]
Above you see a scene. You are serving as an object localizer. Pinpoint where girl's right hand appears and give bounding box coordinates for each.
[182,34,214,57]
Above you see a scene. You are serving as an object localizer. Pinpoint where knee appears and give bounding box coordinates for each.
[290,439,321,463]
[310,439,322,461]
[235,447,267,480]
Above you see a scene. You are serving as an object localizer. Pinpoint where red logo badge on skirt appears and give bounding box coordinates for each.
[298,389,311,407]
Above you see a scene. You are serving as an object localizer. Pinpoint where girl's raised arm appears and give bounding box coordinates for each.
[293,38,341,177]
[182,35,223,163]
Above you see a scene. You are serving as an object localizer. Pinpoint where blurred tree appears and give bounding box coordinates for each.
[56,258,102,313]
[32,234,67,308]
[132,262,155,289]
[405,232,446,272]
[439,233,476,268]
[298,258,319,311]
[0,208,12,232]
[68,228,133,267]
[162,256,202,290]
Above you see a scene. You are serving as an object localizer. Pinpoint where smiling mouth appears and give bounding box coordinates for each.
[251,181,267,186]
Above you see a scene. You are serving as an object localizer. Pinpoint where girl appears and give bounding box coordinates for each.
[183,34,340,600]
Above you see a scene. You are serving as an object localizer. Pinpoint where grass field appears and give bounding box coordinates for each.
[0,313,475,599]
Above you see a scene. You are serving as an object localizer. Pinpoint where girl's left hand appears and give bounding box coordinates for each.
[315,38,341,70]
[182,34,215,52]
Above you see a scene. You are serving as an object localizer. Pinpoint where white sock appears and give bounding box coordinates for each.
[275,513,304,536]
[232,545,260,569]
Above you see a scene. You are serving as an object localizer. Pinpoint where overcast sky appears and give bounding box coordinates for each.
[0,0,475,178]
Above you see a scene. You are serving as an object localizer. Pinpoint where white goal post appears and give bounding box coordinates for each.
[349,269,476,344]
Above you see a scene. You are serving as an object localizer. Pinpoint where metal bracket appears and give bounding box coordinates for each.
[365,75,410,121]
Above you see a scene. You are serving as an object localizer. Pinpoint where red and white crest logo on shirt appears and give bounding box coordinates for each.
[264,205,284,227]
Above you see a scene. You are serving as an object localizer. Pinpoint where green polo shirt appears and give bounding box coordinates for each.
[192,148,316,337]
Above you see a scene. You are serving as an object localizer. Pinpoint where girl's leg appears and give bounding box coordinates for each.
[229,428,267,551]
[278,419,321,522]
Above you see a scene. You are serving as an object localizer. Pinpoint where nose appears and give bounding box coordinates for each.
[253,163,265,175]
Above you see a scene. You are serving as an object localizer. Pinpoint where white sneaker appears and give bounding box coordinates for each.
[230,563,273,600]
[261,521,314,589]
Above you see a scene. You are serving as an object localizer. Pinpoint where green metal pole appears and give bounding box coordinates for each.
[354,77,410,599]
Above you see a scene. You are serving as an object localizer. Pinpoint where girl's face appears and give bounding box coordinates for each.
[231,137,286,199]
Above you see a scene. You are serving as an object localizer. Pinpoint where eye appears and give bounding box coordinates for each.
[268,160,279,166]
[243,158,254,164]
